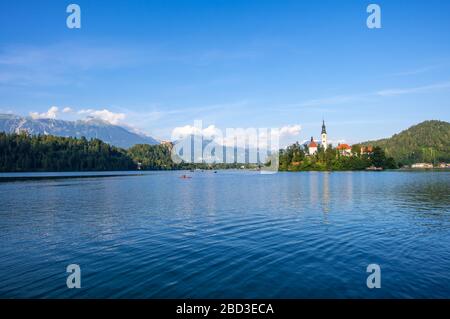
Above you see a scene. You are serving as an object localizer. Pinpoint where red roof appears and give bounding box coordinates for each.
[337,143,351,150]
[308,140,318,148]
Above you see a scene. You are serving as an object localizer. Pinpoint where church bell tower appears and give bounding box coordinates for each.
[321,120,327,150]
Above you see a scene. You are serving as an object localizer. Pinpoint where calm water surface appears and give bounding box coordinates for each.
[0,170,449,298]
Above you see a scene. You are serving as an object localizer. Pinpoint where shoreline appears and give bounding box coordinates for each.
[0,168,448,181]
[0,171,147,182]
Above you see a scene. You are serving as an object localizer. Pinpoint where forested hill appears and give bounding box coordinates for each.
[360,120,450,165]
[0,132,136,172]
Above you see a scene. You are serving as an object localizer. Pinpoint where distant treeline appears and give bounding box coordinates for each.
[127,143,256,171]
[0,132,252,172]
[279,143,397,171]
[0,132,135,172]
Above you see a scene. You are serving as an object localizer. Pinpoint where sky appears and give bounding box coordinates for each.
[1,0,450,146]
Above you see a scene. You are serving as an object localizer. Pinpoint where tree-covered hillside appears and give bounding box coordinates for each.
[127,144,177,170]
[0,132,135,172]
[359,120,450,165]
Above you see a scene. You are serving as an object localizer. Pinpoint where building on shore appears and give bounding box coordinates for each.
[361,146,374,155]
[411,163,434,169]
[337,143,352,156]
[161,140,173,150]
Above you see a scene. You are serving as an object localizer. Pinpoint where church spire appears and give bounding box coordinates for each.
[321,119,327,134]
[321,119,328,151]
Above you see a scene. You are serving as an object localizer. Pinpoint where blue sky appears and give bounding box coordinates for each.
[1,0,450,145]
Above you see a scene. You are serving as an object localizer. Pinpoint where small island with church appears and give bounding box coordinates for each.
[278,120,450,171]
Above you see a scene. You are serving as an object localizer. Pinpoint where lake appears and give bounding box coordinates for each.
[0,170,449,298]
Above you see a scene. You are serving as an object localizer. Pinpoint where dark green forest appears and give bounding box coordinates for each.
[0,132,135,172]
[127,143,177,170]
[360,120,450,165]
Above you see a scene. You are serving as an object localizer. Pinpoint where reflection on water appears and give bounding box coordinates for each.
[0,170,448,298]
[398,179,450,208]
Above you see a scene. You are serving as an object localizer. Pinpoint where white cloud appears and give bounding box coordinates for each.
[388,65,442,77]
[202,125,222,139]
[280,80,450,110]
[376,82,450,97]
[171,124,221,139]
[78,109,126,125]
[29,105,132,127]
[29,106,59,119]
[279,124,301,137]
[171,124,202,137]
[171,123,301,150]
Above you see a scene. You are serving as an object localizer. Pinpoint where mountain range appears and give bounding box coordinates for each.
[0,114,159,149]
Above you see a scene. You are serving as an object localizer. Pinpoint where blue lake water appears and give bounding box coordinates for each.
[0,170,449,298]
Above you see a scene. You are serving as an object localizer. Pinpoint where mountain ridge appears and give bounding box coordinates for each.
[0,113,159,149]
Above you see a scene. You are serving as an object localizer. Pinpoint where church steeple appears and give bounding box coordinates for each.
[321,120,328,150]
[321,120,327,134]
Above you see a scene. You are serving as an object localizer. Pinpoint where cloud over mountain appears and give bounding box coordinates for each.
[0,113,159,148]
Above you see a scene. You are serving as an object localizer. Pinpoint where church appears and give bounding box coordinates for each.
[306,120,328,155]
